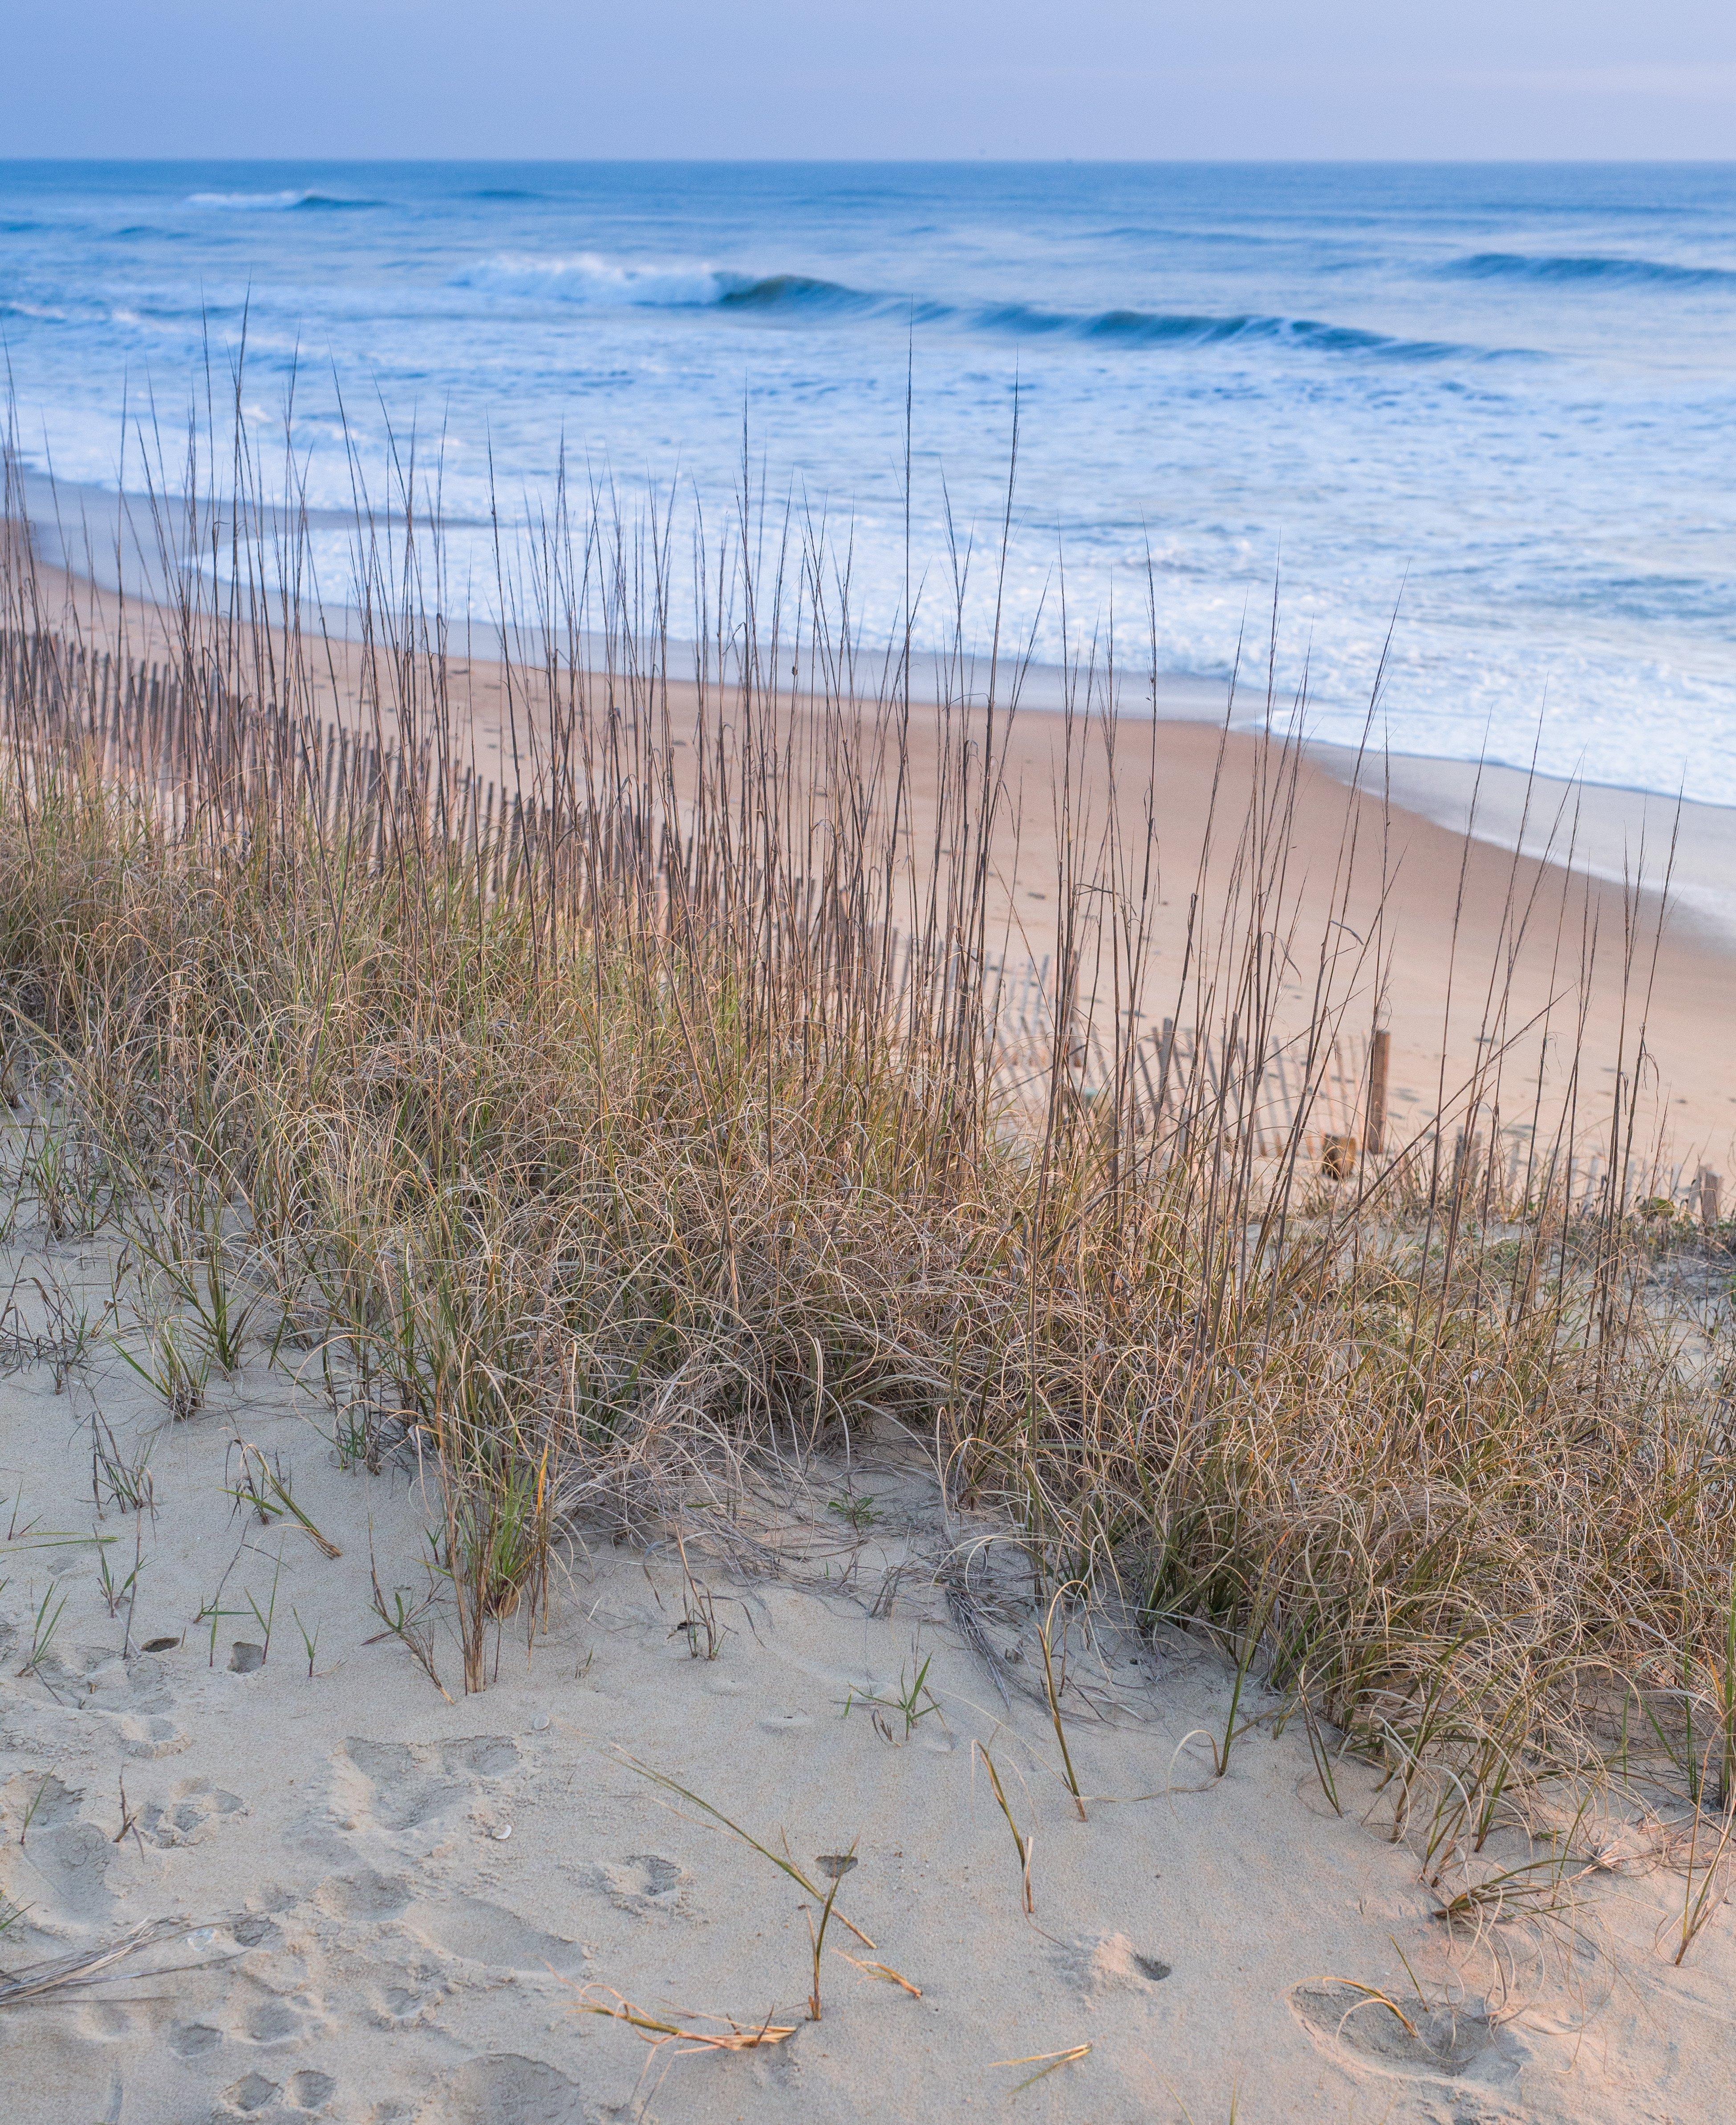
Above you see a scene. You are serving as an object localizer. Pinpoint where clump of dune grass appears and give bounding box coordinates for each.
[0,387,1731,1889]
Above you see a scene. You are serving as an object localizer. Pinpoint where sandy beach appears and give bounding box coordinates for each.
[5,1237,1736,2125]
[1,532,1734,2125]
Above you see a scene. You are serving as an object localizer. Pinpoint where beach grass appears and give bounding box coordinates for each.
[0,406,1732,1877]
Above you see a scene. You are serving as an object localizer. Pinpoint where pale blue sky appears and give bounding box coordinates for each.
[5,0,1734,160]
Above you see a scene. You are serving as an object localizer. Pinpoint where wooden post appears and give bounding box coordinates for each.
[1700,1167,1723,1228]
[1364,1024,1391,1157]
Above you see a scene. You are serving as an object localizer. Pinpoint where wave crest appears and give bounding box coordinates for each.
[451,252,1493,359]
[1447,251,1736,290]
[991,303,1469,359]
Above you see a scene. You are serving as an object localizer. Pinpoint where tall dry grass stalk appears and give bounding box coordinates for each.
[0,395,1730,1843]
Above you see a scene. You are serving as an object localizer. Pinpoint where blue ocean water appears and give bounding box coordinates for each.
[2,160,1733,800]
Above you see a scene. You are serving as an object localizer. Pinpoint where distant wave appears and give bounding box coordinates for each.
[455,253,1487,358]
[468,187,542,202]
[978,301,1472,359]
[728,275,1482,360]
[187,189,380,213]
[1447,251,1736,290]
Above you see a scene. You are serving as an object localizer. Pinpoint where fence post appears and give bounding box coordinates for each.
[1700,1167,1723,1228]
[1364,1023,1390,1157]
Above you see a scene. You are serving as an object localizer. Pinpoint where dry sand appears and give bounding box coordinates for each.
[4,1236,1736,2124]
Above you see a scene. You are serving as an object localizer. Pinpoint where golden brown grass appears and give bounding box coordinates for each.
[0,411,1732,1881]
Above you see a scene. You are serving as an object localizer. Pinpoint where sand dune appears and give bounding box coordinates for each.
[3,1236,1736,2124]
[4,537,1735,2125]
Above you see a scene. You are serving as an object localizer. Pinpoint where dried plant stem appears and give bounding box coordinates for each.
[974,1742,1036,1916]
[1038,1589,1087,1820]
[572,1987,796,2052]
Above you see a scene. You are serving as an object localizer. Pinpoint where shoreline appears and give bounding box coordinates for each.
[15,505,1736,1171]
[1311,740,1736,955]
[17,463,1736,935]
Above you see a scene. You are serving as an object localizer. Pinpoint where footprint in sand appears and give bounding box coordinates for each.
[0,1772,113,1921]
[596,1851,689,1917]
[244,1995,316,2047]
[314,1868,415,1922]
[1290,1980,1502,2084]
[87,1647,180,1714]
[403,1892,585,1974]
[219,2064,338,2116]
[110,1711,192,1758]
[329,1735,520,1836]
[371,1973,446,2027]
[169,2023,224,2060]
[414,2052,586,2125]
[138,1779,246,1849]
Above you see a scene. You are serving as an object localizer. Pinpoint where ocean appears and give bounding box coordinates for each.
[2,159,1733,801]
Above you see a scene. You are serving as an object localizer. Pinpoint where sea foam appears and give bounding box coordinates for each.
[453,252,735,306]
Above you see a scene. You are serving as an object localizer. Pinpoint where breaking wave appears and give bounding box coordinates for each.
[458,254,1494,359]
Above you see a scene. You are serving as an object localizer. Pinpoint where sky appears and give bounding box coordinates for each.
[3,0,1733,160]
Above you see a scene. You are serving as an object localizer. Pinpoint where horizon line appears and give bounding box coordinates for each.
[5,153,1736,170]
